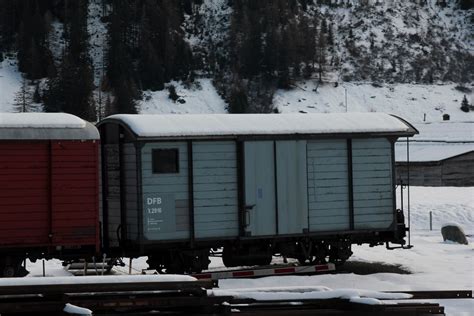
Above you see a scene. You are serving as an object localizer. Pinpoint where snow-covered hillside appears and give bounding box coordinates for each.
[186,0,473,84]
[1,0,472,117]
[139,79,228,114]
[274,81,474,122]
[2,56,473,125]
[0,58,21,112]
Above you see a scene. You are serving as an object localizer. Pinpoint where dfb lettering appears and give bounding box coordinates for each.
[147,197,162,205]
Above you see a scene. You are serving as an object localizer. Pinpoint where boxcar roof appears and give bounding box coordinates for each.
[100,113,417,139]
[396,141,474,162]
[0,113,99,140]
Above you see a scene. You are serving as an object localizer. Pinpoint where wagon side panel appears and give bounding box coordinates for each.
[51,140,100,250]
[141,142,189,241]
[352,138,394,229]
[192,141,239,239]
[276,140,308,235]
[307,140,350,232]
[0,142,50,247]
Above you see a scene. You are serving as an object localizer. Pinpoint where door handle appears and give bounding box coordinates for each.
[244,204,255,227]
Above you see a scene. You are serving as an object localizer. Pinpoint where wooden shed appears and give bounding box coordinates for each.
[98,113,417,255]
[0,113,101,262]
[396,141,474,186]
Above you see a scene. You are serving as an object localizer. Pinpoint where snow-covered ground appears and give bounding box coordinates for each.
[0,58,22,112]
[275,81,474,123]
[139,79,228,114]
[24,186,473,314]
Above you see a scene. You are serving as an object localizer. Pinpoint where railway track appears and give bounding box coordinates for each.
[0,276,470,315]
[67,260,337,280]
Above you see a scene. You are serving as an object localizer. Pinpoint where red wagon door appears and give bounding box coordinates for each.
[51,140,99,249]
[0,142,51,247]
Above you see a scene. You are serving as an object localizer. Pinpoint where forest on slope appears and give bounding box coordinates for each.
[0,0,472,120]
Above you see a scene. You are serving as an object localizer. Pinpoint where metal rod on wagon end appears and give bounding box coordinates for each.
[430,212,433,231]
[102,254,106,275]
[407,137,411,247]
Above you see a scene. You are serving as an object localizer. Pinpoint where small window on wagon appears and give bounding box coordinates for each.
[152,149,179,174]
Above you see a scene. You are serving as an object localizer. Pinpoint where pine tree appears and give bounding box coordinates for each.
[17,1,53,80]
[13,78,33,112]
[316,28,327,83]
[460,95,470,112]
[239,9,263,78]
[33,83,41,103]
[327,23,334,46]
[104,94,113,117]
[0,0,18,51]
[459,0,473,10]
[277,27,293,89]
[229,86,249,113]
[44,1,95,121]
[113,80,137,114]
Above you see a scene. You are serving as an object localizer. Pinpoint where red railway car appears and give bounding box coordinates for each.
[0,113,100,277]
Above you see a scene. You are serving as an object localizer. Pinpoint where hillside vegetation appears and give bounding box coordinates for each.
[0,0,472,118]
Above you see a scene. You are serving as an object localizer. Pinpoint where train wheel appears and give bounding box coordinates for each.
[0,257,28,277]
[2,265,15,278]
[328,242,352,266]
[165,262,185,274]
[297,255,327,265]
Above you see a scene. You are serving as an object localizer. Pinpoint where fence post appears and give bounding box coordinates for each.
[429,211,433,231]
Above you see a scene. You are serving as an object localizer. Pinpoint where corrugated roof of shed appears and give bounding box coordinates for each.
[100,113,417,139]
[0,113,99,140]
[396,141,474,162]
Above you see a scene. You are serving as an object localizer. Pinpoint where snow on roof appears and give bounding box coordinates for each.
[396,141,474,162]
[0,113,99,140]
[0,113,86,129]
[103,113,415,138]
[412,122,474,142]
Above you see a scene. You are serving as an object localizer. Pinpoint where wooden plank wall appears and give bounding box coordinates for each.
[192,141,239,238]
[396,164,442,186]
[0,142,50,246]
[352,139,393,229]
[307,140,350,232]
[243,141,277,236]
[51,141,98,246]
[104,144,121,247]
[0,141,99,248]
[442,152,474,186]
[122,144,138,241]
[276,141,308,235]
[141,142,190,240]
[396,151,474,186]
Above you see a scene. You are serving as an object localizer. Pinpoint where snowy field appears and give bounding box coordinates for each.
[23,186,473,315]
[274,81,474,123]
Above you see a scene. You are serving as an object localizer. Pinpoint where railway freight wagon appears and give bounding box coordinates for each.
[98,113,418,273]
[0,113,100,277]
